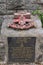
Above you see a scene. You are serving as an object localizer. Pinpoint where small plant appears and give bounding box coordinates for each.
[32,10,43,27]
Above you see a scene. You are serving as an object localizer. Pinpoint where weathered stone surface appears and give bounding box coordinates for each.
[0,0,6,3]
[31,15,42,28]
[6,0,23,10]
[0,4,6,14]
[26,4,39,10]
[6,0,39,10]
[0,0,43,15]
[0,16,4,33]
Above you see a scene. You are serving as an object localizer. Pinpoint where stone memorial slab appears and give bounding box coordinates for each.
[8,37,36,63]
[1,13,43,65]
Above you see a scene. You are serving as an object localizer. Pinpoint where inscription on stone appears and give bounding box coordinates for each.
[8,37,36,63]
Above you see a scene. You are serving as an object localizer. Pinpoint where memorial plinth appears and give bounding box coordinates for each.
[1,15,43,65]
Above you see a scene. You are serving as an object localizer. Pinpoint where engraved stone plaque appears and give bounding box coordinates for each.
[8,37,36,63]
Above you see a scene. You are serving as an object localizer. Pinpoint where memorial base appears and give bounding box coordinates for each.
[0,16,43,65]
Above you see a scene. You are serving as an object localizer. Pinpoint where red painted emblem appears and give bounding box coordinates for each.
[8,12,34,30]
